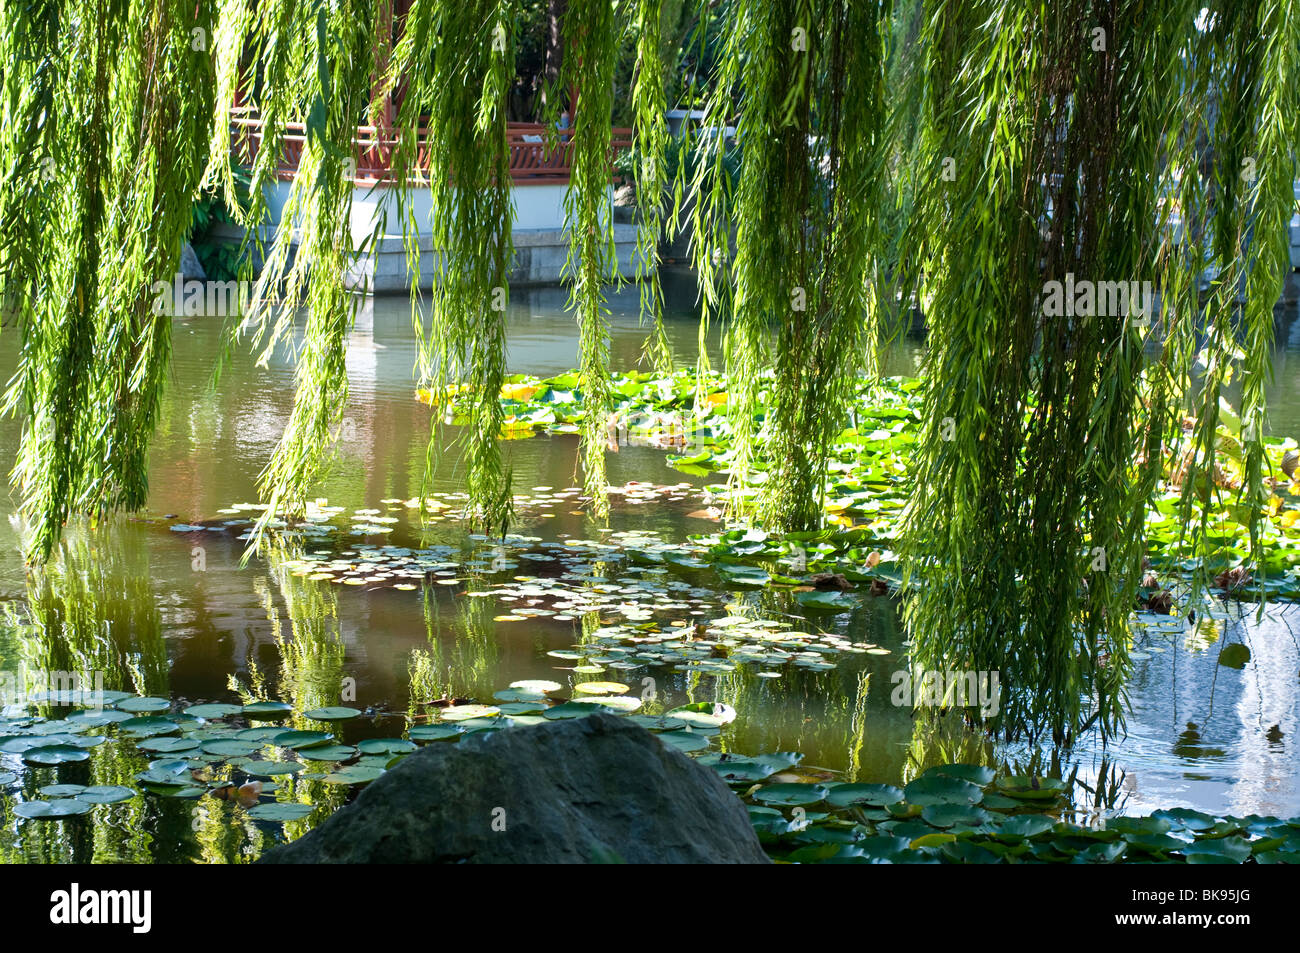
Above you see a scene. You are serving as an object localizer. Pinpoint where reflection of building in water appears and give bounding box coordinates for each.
[1227,610,1299,817]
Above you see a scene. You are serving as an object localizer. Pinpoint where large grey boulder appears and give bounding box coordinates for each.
[260,713,770,864]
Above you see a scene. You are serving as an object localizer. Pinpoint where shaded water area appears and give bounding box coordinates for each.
[1,278,1299,862]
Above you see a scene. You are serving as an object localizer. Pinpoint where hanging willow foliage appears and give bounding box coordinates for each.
[232,0,380,541]
[629,0,673,375]
[0,0,215,560]
[694,0,891,531]
[386,0,517,535]
[899,0,1300,743]
[559,0,621,516]
[1,0,1297,744]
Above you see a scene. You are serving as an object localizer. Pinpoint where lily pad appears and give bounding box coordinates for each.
[1217,643,1251,669]
[23,745,91,766]
[115,696,171,713]
[825,782,905,807]
[408,724,464,742]
[1182,836,1252,864]
[14,799,91,819]
[356,738,418,756]
[296,744,358,762]
[656,730,710,753]
[184,703,244,719]
[324,765,386,784]
[794,590,855,613]
[995,776,1067,800]
[39,784,87,797]
[242,701,294,718]
[928,763,996,786]
[440,704,500,721]
[247,802,315,822]
[666,701,737,728]
[243,761,305,778]
[270,730,333,749]
[202,739,262,757]
[572,681,630,696]
[303,706,361,721]
[542,701,608,720]
[753,783,830,806]
[903,775,984,806]
[921,804,993,829]
[993,814,1056,840]
[137,737,200,754]
[509,679,562,693]
[78,785,136,804]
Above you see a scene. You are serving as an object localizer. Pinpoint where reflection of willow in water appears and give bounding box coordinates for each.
[712,667,872,780]
[219,538,348,859]
[407,584,501,713]
[247,537,346,715]
[902,714,997,784]
[0,531,190,863]
[4,529,168,703]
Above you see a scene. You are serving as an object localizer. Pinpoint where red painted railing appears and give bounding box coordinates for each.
[230,108,633,186]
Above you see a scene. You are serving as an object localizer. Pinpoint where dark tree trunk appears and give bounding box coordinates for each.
[543,0,567,115]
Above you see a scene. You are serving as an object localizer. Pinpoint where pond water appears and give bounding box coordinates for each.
[1,276,1298,862]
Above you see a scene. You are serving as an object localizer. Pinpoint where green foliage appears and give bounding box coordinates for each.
[386,0,517,536]
[560,0,621,517]
[897,0,1300,744]
[0,0,216,561]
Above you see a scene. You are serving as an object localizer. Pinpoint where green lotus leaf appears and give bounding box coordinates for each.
[184,703,245,719]
[303,706,362,721]
[753,783,829,806]
[247,802,315,822]
[23,745,91,766]
[15,799,91,819]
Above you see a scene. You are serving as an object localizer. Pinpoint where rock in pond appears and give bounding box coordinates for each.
[259,712,770,864]
[178,241,206,281]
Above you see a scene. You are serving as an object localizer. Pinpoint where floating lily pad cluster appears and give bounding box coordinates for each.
[423,367,1300,602]
[408,681,736,758]
[720,759,1300,864]
[0,682,746,826]
[6,688,1296,864]
[424,368,919,540]
[556,613,885,680]
[0,695,401,823]
[170,501,884,680]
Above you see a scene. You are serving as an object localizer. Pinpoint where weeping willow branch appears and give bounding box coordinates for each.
[560,0,620,517]
[385,0,517,535]
[900,0,1300,743]
[1,0,214,560]
[630,0,672,374]
[240,0,377,544]
[697,0,891,530]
